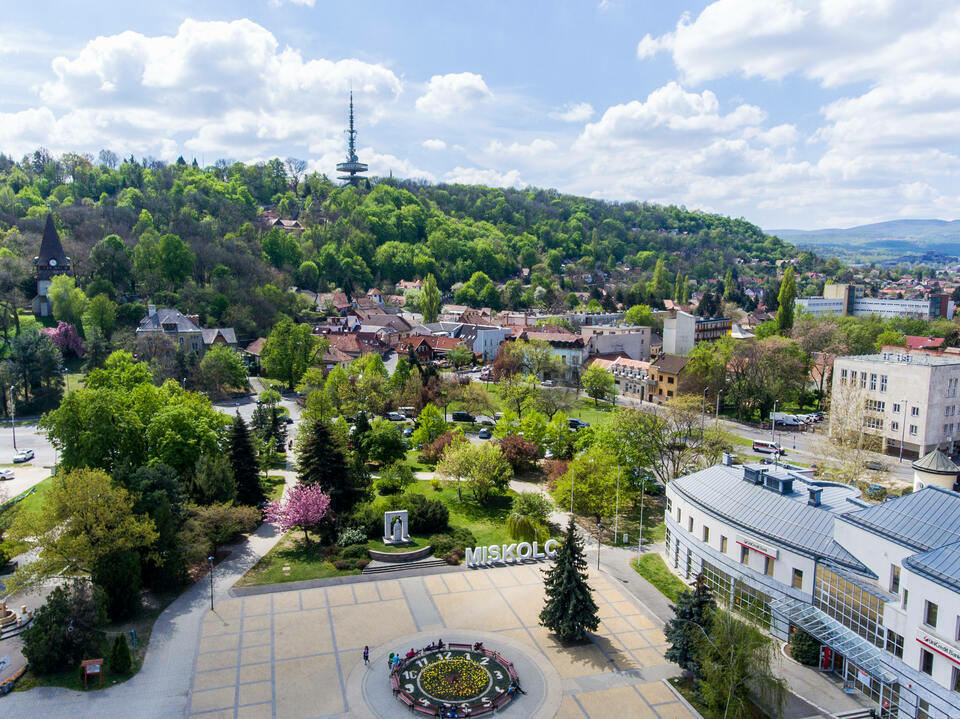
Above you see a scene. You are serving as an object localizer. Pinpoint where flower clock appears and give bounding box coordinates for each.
[393,644,518,713]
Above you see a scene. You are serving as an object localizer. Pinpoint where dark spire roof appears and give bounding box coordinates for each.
[37,214,69,267]
[913,448,960,476]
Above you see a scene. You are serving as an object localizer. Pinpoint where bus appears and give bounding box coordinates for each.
[753,440,784,455]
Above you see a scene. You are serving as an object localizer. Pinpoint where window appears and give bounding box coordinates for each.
[893,402,901,413]
[917,699,931,719]
[814,564,885,648]
[740,545,749,564]
[891,421,899,432]
[720,536,728,554]
[685,550,691,579]
[920,648,934,675]
[764,556,775,576]
[702,526,710,543]
[870,373,877,390]
[885,629,904,658]
[903,588,909,609]
[890,565,900,594]
[178,337,184,345]
[925,600,938,628]
[860,371,867,388]
[667,376,674,384]
[792,568,803,589]
[840,368,848,384]
[864,416,884,430]
[677,508,682,523]
[687,516,694,533]
[953,667,960,693]
[666,497,672,513]
[912,406,920,416]
[880,375,888,392]
[910,424,918,436]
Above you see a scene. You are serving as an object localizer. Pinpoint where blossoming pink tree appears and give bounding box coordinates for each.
[263,483,331,543]
[41,321,85,358]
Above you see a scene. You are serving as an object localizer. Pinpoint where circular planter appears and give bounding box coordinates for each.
[367,545,433,563]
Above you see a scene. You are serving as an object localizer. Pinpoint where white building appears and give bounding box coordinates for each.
[663,311,732,355]
[796,283,952,321]
[665,461,960,719]
[580,324,651,361]
[832,352,960,458]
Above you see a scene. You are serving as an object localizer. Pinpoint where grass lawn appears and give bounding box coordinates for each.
[405,448,434,473]
[605,491,667,547]
[236,532,361,587]
[2,474,54,517]
[262,474,286,501]
[404,480,518,546]
[631,553,689,603]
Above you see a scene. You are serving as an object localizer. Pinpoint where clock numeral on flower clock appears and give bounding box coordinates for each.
[403,670,418,679]
[405,684,415,693]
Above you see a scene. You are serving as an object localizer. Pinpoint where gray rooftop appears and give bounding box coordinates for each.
[671,465,868,572]
[838,352,960,367]
[904,541,960,593]
[913,448,960,475]
[839,486,960,552]
[138,308,201,333]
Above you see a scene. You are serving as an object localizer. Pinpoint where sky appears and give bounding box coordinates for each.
[1,0,959,230]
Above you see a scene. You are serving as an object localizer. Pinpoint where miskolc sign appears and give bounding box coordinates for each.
[465,539,560,567]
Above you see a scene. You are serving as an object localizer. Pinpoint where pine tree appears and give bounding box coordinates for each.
[664,573,716,675]
[681,275,691,304]
[228,413,264,507]
[776,266,797,332]
[539,517,600,642]
[297,419,357,514]
[109,633,132,674]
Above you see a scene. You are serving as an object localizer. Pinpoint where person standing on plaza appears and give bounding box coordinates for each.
[363,645,370,665]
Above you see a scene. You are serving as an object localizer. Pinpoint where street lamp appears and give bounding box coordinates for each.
[715,390,723,429]
[9,385,16,451]
[701,387,709,437]
[771,400,778,465]
[208,555,215,610]
[613,466,620,545]
[596,521,603,571]
[637,475,647,560]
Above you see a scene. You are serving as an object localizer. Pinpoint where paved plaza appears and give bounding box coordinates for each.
[188,564,697,719]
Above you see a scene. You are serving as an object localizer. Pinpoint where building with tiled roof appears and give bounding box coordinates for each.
[136,306,236,355]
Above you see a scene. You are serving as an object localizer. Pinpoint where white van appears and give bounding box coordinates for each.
[770,412,803,427]
[753,440,783,455]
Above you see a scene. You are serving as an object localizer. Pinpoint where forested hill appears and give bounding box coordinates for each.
[0,152,799,339]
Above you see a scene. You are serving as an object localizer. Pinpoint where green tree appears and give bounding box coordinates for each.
[506,492,552,543]
[581,364,615,407]
[158,233,194,288]
[109,634,133,674]
[83,293,118,338]
[91,548,142,621]
[363,418,407,467]
[296,260,319,290]
[86,350,154,391]
[624,304,654,327]
[228,414,264,507]
[543,412,575,459]
[5,468,157,593]
[539,517,600,642]
[697,610,787,719]
[297,419,359,514]
[198,344,247,395]
[552,446,618,523]
[647,258,671,301]
[874,329,905,351]
[421,273,441,323]
[410,403,447,448]
[448,343,474,368]
[261,318,319,389]
[776,266,796,332]
[48,274,88,328]
[89,234,133,289]
[664,573,716,675]
[192,452,237,505]
[21,582,106,675]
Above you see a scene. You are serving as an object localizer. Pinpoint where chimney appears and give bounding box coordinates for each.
[722,452,733,466]
[148,304,157,317]
[808,487,822,507]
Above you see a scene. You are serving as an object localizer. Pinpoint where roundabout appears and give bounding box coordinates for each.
[393,643,518,713]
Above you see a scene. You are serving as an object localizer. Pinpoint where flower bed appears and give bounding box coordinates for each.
[418,657,490,701]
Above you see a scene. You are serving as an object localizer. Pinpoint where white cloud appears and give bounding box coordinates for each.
[744,123,799,147]
[443,166,523,187]
[485,139,557,157]
[5,19,401,161]
[422,138,446,151]
[269,0,316,6]
[549,102,594,122]
[415,72,492,117]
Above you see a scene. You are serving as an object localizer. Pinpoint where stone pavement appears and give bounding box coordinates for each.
[186,563,698,719]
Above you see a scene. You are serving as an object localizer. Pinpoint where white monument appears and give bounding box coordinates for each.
[383,510,410,545]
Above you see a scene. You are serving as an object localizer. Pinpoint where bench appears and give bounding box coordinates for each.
[397,693,415,709]
[493,693,512,710]
[413,705,437,716]
[390,675,400,694]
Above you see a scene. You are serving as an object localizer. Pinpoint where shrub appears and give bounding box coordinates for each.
[375,461,415,495]
[429,527,477,558]
[511,492,553,524]
[22,582,106,675]
[420,430,464,463]
[332,559,350,570]
[109,634,132,674]
[350,500,388,538]
[499,434,540,474]
[336,527,368,547]
[789,627,821,666]
[91,548,142,622]
[337,544,369,560]
[430,478,442,491]
[404,494,449,534]
[543,459,569,489]
[443,549,464,565]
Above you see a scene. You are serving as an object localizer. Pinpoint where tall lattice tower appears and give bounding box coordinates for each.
[336,91,368,186]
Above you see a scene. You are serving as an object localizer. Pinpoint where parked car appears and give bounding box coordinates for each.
[568,418,590,430]
[0,469,13,480]
[864,459,886,471]
[476,415,496,426]
[403,426,413,437]
[398,406,418,419]
[451,411,475,423]
[542,379,556,387]
[13,449,34,463]
[284,416,294,425]
[478,428,492,439]
[752,440,783,455]
[387,412,406,421]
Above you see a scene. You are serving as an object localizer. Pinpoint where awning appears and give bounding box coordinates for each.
[771,596,898,684]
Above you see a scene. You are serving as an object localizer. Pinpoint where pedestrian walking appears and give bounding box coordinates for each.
[363,645,370,665]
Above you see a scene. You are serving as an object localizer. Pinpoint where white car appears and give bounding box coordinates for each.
[0,469,13,480]
[13,449,34,463]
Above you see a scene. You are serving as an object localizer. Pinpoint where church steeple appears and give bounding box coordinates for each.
[33,214,71,317]
[336,90,368,186]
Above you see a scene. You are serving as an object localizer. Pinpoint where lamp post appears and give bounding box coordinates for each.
[701,387,709,437]
[9,385,16,451]
[637,475,646,560]
[715,390,722,429]
[771,400,778,465]
[899,399,907,462]
[614,466,620,545]
[596,521,603,571]
[208,556,215,610]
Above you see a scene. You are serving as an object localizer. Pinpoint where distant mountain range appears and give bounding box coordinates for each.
[768,219,960,262]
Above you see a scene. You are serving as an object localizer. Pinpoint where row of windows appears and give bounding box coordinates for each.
[839,369,888,392]
[813,564,884,648]
[700,560,773,628]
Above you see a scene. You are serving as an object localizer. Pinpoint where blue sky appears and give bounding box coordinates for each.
[2,0,959,230]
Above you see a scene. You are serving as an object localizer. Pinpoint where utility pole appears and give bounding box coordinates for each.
[637,477,646,560]
[208,556,215,610]
[715,390,722,429]
[701,387,709,437]
[614,466,620,545]
[9,385,16,451]
[772,400,778,466]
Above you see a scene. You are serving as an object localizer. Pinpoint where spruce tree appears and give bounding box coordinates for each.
[297,419,357,514]
[539,517,600,642]
[228,413,264,507]
[664,573,716,676]
[109,633,132,674]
